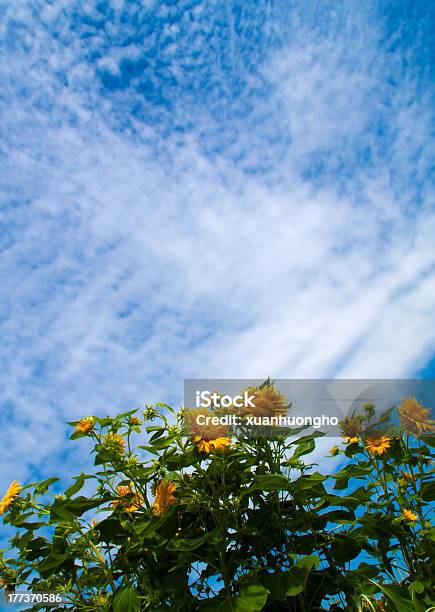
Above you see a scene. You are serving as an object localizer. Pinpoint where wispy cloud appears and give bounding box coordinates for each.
[0,0,434,487]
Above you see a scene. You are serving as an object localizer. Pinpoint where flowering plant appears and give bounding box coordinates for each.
[0,390,433,610]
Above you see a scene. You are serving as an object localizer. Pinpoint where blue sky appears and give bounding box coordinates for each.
[0,0,434,490]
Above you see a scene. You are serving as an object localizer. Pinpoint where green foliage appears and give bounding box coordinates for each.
[0,397,434,610]
[113,587,141,612]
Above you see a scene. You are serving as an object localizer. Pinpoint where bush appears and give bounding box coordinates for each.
[0,389,434,611]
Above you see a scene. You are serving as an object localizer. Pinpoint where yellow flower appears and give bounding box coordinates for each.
[112,483,143,513]
[343,436,359,444]
[0,481,22,515]
[402,508,418,522]
[129,416,141,426]
[103,433,126,454]
[329,445,340,456]
[243,384,288,418]
[75,416,94,433]
[398,397,434,436]
[153,480,177,515]
[193,435,232,453]
[365,435,392,456]
[184,408,231,453]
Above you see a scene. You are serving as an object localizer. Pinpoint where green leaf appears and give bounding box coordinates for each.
[235,582,269,612]
[12,512,34,525]
[166,531,213,552]
[321,509,355,523]
[370,581,418,612]
[254,474,291,491]
[50,496,104,522]
[261,566,310,600]
[290,432,325,459]
[359,513,401,539]
[137,445,160,456]
[290,438,315,459]
[64,474,89,497]
[326,486,371,509]
[113,587,140,612]
[140,432,178,450]
[293,472,326,492]
[69,430,90,440]
[422,435,435,448]
[421,479,435,502]
[333,464,372,489]
[259,573,287,601]
[409,580,424,597]
[133,514,173,538]
[330,535,363,562]
[273,425,311,438]
[162,449,198,470]
[148,429,166,443]
[94,447,119,464]
[198,597,228,610]
[425,526,435,542]
[116,409,138,419]
[38,550,69,576]
[95,417,113,427]
[241,474,290,497]
[295,555,320,570]
[34,477,59,495]
[96,517,129,543]
[284,567,309,596]
[292,432,326,443]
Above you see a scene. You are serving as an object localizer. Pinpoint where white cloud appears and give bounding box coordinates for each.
[0,0,433,489]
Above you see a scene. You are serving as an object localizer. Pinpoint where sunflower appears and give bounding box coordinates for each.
[112,483,143,513]
[402,508,418,522]
[0,481,22,515]
[365,435,392,456]
[75,416,94,433]
[398,397,434,436]
[184,408,231,453]
[193,436,231,453]
[243,384,288,419]
[329,445,340,456]
[103,432,126,454]
[153,480,177,515]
